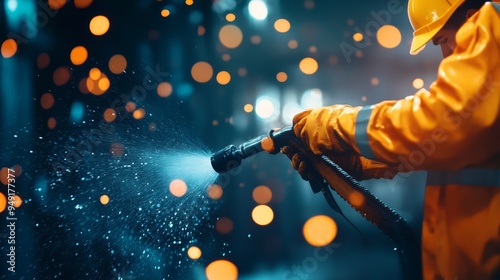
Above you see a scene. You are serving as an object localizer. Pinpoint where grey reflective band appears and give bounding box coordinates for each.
[354,106,377,160]
[427,168,500,187]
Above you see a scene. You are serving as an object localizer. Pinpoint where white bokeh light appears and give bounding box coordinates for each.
[301,88,323,109]
[248,0,268,20]
[255,98,275,119]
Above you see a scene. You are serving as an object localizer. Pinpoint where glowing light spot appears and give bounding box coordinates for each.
[207,184,223,200]
[274,18,291,33]
[12,165,22,176]
[187,246,202,260]
[109,54,127,74]
[309,46,317,53]
[252,185,272,204]
[100,194,109,205]
[48,0,67,10]
[303,215,338,247]
[252,205,274,226]
[133,108,146,120]
[89,15,110,36]
[348,191,365,207]
[13,195,22,208]
[226,13,236,22]
[103,108,116,122]
[41,93,55,110]
[53,66,71,86]
[222,54,231,61]
[377,25,401,49]
[355,50,363,58]
[353,32,363,42]
[361,96,367,102]
[110,143,124,157]
[74,0,93,8]
[299,57,318,75]
[89,68,101,80]
[0,193,6,213]
[215,217,233,234]
[98,77,110,91]
[0,168,9,185]
[1,39,17,58]
[304,0,315,9]
[170,179,188,197]
[79,78,89,94]
[161,9,170,17]
[125,102,136,112]
[260,137,274,152]
[413,78,424,89]
[219,25,243,49]
[185,0,194,5]
[238,68,247,77]
[371,77,379,86]
[70,46,88,65]
[48,117,57,129]
[216,71,231,85]
[37,53,50,69]
[328,55,339,65]
[288,40,298,49]
[248,0,268,20]
[276,72,288,82]
[206,260,238,280]
[157,82,173,97]
[243,104,253,113]
[191,61,213,83]
[255,98,274,119]
[198,26,206,36]
[250,35,261,44]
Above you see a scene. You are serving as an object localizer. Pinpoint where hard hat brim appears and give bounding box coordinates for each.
[409,0,464,55]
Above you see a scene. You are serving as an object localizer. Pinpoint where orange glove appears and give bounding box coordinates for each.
[292,105,361,156]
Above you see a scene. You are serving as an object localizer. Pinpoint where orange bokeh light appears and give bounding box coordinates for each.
[377,25,401,49]
[74,0,93,8]
[100,194,109,205]
[219,25,243,49]
[13,195,22,208]
[252,185,272,204]
[109,54,127,74]
[288,39,298,49]
[37,53,50,69]
[1,39,17,58]
[0,168,9,185]
[251,205,274,226]
[303,215,338,247]
[215,217,233,234]
[125,102,136,112]
[103,108,116,122]
[348,191,365,207]
[53,67,71,86]
[299,57,318,75]
[276,72,288,82]
[133,108,146,120]
[205,260,238,280]
[187,246,202,260]
[110,143,124,157]
[260,137,274,153]
[48,117,57,129]
[169,179,187,197]
[274,19,291,33]
[70,46,88,65]
[89,15,110,36]
[191,61,213,83]
[48,0,67,10]
[41,93,55,110]
[243,104,253,113]
[207,184,223,200]
[157,82,173,97]
[0,193,6,213]
[89,68,101,80]
[161,9,170,17]
[216,71,231,85]
[225,13,236,22]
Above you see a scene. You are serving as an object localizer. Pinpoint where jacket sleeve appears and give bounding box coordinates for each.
[346,3,500,170]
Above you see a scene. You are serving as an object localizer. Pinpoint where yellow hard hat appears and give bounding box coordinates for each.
[408,0,465,54]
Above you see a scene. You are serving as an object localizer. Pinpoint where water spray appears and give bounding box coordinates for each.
[210,126,421,280]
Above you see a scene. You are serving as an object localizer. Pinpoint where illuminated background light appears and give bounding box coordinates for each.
[251,204,274,226]
[216,71,231,85]
[70,46,88,65]
[243,104,253,113]
[69,101,84,123]
[191,61,213,83]
[413,78,424,89]
[187,246,202,260]
[100,194,109,205]
[169,179,188,197]
[13,195,22,208]
[161,9,170,17]
[0,193,6,213]
[303,215,338,247]
[207,184,223,200]
[248,0,268,20]
[205,260,238,280]
[225,13,236,22]
[299,57,318,75]
[255,98,274,119]
[274,18,290,33]
[89,15,110,36]
[276,72,287,83]
[74,0,93,9]
[250,35,261,45]
[157,82,173,97]
[252,185,272,204]
[133,108,146,120]
[215,217,233,234]
[288,40,298,49]
[376,25,401,49]
[47,117,57,129]
[103,108,116,122]
[0,168,9,185]
[301,88,323,109]
[53,66,71,86]
[40,93,55,110]
[1,39,17,58]
[37,53,50,69]
[353,32,363,42]
[110,143,124,157]
[108,54,127,74]
[48,0,67,10]
[219,25,243,49]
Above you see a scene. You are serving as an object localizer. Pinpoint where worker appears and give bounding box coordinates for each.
[287,0,500,279]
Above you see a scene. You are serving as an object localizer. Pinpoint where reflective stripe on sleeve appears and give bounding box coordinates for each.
[354,106,377,160]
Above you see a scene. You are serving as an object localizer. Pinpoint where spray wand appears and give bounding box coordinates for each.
[210,126,421,280]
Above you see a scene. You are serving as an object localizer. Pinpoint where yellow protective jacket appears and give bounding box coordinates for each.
[336,2,500,279]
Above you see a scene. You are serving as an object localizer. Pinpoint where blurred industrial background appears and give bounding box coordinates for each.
[1,0,442,279]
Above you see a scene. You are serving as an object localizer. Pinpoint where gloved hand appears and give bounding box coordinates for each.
[293,105,360,156]
[281,147,398,181]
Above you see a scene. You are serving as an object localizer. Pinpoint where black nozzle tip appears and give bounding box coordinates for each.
[210,145,242,173]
